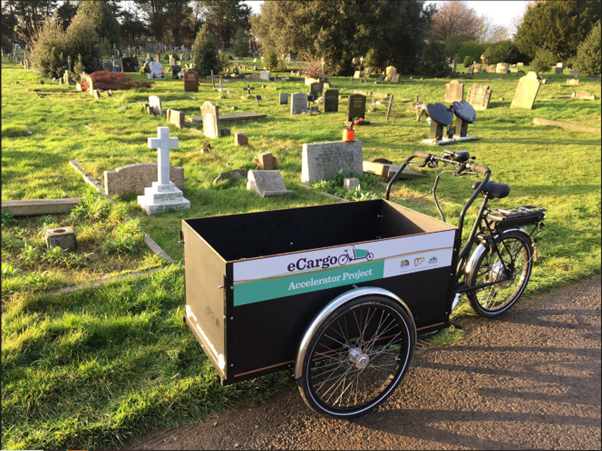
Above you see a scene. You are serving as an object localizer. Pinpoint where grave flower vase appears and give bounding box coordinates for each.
[343,128,355,142]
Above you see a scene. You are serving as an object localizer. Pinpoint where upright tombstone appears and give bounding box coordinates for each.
[148,61,163,78]
[450,101,477,141]
[422,103,453,144]
[445,80,464,103]
[137,127,190,215]
[88,76,95,95]
[466,84,493,110]
[259,70,271,81]
[183,69,199,92]
[279,92,289,105]
[155,54,160,62]
[167,109,185,129]
[301,140,363,183]
[353,70,362,79]
[201,101,220,138]
[291,92,308,114]
[309,82,322,100]
[103,60,113,72]
[496,62,509,74]
[570,70,580,78]
[149,96,163,115]
[113,60,122,73]
[384,66,397,82]
[554,64,563,75]
[323,89,339,113]
[247,171,293,197]
[363,68,372,78]
[510,71,541,109]
[122,57,134,72]
[347,93,367,122]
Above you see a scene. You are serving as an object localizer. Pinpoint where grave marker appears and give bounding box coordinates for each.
[291,92,308,114]
[496,62,509,74]
[347,94,367,121]
[571,91,596,100]
[510,71,541,109]
[259,70,270,81]
[253,152,277,169]
[554,66,563,75]
[105,163,184,196]
[247,171,293,197]
[445,80,464,103]
[113,60,122,73]
[201,101,220,138]
[323,89,339,113]
[566,79,580,85]
[301,140,363,183]
[466,84,493,110]
[279,92,289,105]
[309,82,322,101]
[137,127,190,215]
[103,61,113,71]
[570,71,580,78]
[167,109,185,129]
[184,69,199,92]
[384,66,397,82]
[148,61,163,78]
[149,96,163,115]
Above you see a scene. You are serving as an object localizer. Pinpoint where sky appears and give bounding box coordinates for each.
[244,1,530,29]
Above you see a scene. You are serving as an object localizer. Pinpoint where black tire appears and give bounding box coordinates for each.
[298,295,415,419]
[366,252,374,261]
[467,230,533,318]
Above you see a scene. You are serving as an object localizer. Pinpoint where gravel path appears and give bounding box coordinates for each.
[126,275,601,450]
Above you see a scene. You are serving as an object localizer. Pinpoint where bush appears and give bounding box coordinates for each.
[530,48,556,73]
[463,55,473,68]
[99,37,112,58]
[365,48,386,73]
[458,41,488,65]
[80,70,154,91]
[30,16,69,78]
[1,33,12,54]
[231,27,249,58]
[218,50,230,75]
[192,25,221,77]
[72,53,85,82]
[444,33,463,58]
[421,41,451,78]
[574,21,601,76]
[261,50,278,70]
[483,40,526,65]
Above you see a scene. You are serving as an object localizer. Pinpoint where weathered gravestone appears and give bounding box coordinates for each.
[113,60,122,73]
[510,71,541,109]
[167,109,185,129]
[279,92,289,105]
[105,163,184,196]
[570,71,580,78]
[301,140,363,183]
[103,61,113,72]
[291,92,308,115]
[137,127,190,215]
[247,170,293,197]
[149,96,163,115]
[384,66,397,82]
[571,91,596,100]
[445,80,464,103]
[466,84,493,111]
[259,70,270,81]
[309,82,322,101]
[183,69,199,92]
[347,94,367,121]
[363,68,372,78]
[486,65,497,73]
[566,79,580,85]
[323,89,339,113]
[253,152,277,169]
[554,63,563,75]
[517,62,524,67]
[353,71,362,79]
[201,101,220,138]
[496,62,509,74]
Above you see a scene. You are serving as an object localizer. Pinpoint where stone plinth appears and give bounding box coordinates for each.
[301,140,363,183]
[344,177,360,191]
[45,226,77,251]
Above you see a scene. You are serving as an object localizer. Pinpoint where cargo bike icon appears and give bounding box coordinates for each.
[180,149,545,419]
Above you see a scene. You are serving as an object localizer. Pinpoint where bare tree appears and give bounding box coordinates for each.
[428,0,480,42]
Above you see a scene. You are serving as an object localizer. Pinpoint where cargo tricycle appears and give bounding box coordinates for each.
[180,149,546,419]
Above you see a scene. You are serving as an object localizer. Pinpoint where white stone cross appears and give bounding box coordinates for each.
[148,127,179,186]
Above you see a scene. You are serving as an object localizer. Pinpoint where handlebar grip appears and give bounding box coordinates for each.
[413,151,431,160]
[466,161,490,174]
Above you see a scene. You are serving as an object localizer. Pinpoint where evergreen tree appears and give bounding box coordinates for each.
[421,41,451,77]
[574,20,601,75]
[66,10,102,73]
[29,15,68,78]
[231,27,249,58]
[202,0,251,49]
[75,0,121,48]
[192,24,221,76]
[515,0,601,60]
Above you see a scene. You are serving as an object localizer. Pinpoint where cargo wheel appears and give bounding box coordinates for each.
[298,295,414,419]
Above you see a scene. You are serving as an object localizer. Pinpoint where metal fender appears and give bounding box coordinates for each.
[294,286,416,379]
[465,227,536,277]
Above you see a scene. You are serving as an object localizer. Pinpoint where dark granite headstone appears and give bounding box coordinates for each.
[323,89,339,113]
[309,82,322,100]
[347,94,367,121]
[184,69,199,92]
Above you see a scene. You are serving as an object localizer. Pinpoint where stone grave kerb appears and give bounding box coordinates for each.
[148,127,179,189]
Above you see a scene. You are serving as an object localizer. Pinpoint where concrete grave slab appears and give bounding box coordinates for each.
[301,140,363,183]
[104,163,184,196]
[1,198,83,217]
[247,170,293,197]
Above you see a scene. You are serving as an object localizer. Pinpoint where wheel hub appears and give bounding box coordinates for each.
[348,347,370,370]
[490,261,513,287]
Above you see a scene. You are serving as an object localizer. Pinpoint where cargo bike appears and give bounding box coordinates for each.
[180,149,546,419]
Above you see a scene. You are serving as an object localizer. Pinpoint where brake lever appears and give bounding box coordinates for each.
[453,162,467,176]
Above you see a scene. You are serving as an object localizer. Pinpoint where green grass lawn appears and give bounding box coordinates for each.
[2,57,600,449]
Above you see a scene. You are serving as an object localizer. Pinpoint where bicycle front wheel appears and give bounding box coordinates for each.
[298,295,414,419]
[467,230,533,317]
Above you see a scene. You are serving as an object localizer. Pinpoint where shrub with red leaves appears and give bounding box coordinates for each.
[80,70,154,91]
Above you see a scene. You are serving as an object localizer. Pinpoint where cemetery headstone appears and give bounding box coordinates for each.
[496,62,509,74]
[234,132,249,146]
[466,84,493,110]
[517,62,524,67]
[301,140,363,183]
[570,71,580,78]
[201,101,220,138]
[148,61,163,78]
[450,100,477,140]
[363,68,372,78]
[104,61,113,71]
[344,178,360,191]
[247,170,293,197]
[291,92,308,114]
[445,80,464,103]
[510,71,541,109]
[88,77,95,95]
[424,103,452,142]
[259,70,270,81]
[137,127,190,214]
[149,96,163,115]
[554,66,563,76]
[566,79,580,85]
[113,60,122,73]
[571,91,596,100]
[184,69,199,92]
[385,66,397,82]
[279,92,289,105]
[323,89,340,113]
[390,73,400,83]
[354,71,362,79]
[253,152,277,169]
[309,82,322,100]
[347,94,367,122]
[105,163,184,196]
[122,57,134,72]
[167,109,185,129]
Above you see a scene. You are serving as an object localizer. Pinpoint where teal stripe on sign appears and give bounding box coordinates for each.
[234,261,384,306]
